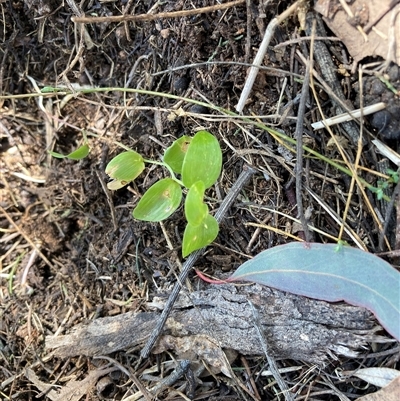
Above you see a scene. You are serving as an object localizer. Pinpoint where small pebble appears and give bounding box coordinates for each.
[369,79,385,96]
[189,104,208,114]
[173,76,190,92]
[370,110,391,132]
[387,64,400,82]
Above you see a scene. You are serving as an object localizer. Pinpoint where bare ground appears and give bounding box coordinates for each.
[1,1,400,400]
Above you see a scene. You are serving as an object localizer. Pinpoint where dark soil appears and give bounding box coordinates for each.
[1,1,399,400]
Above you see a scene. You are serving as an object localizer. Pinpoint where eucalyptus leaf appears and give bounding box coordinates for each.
[105,151,145,189]
[350,367,400,388]
[185,181,208,226]
[182,214,219,257]
[182,130,222,189]
[226,242,400,341]
[163,135,192,174]
[48,144,90,160]
[133,178,182,222]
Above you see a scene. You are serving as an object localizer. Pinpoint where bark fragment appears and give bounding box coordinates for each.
[46,284,376,365]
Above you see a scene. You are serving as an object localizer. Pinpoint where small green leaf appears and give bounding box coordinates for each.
[387,169,399,183]
[182,130,222,189]
[107,180,130,190]
[105,151,145,189]
[182,214,219,257]
[185,181,208,226]
[334,239,348,252]
[48,143,90,160]
[133,178,182,222]
[41,86,64,93]
[48,151,67,158]
[163,135,192,174]
[66,144,90,160]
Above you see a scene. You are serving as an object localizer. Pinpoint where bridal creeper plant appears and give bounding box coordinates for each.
[105,131,222,257]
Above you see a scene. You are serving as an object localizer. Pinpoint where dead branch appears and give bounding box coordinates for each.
[46,283,376,366]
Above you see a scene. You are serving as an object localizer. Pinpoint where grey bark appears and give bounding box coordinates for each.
[46,283,375,365]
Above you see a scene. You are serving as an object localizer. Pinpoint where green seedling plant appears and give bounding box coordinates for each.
[48,131,90,160]
[372,168,399,201]
[105,130,222,257]
[48,143,90,160]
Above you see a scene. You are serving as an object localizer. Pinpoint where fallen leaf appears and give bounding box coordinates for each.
[355,375,400,401]
[153,334,235,377]
[344,367,400,388]
[25,367,115,401]
[315,0,400,65]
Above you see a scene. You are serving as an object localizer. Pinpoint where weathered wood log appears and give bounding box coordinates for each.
[46,283,376,365]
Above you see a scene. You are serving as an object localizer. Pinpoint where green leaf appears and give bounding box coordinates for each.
[41,86,64,93]
[334,239,348,252]
[387,169,399,183]
[226,242,400,341]
[182,214,219,257]
[107,179,131,190]
[48,144,90,160]
[133,178,182,222]
[182,130,222,189]
[105,151,145,189]
[185,181,208,226]
[163,135,192,174]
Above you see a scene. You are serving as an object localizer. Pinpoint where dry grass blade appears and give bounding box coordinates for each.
[71,0,246,23]
[307,34,390,249]
[306,187,366,250]
[0,206,54,269]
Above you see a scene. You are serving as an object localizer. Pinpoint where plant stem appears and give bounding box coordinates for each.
[143,159,184,186]
[4,86,387,199]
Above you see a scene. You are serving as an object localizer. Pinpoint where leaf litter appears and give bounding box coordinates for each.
[1,0,400,400]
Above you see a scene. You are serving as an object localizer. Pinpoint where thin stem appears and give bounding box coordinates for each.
[3,86,387,199]
[142,159,184,186]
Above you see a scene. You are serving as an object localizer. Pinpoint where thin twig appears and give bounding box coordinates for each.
[72,0,245,23]
[306,13,360,144]
[151,60,302,78]
[379,168,400,250]
[337,67,366,244]
[274,35,342,48]
[244,0,252,64]
[93,356,153,401]
[248,301,294,401]
[363,0,400,33]
[140,166,255,360]
[95,170,117,231]
[150,360,190,395]
[0,206,54,269]
[295,54,312,242]
[311,102,386,130]
[235,1,299,112]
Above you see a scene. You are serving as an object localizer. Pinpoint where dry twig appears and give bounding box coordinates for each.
[71,0,245,24]
[235,1,300,112]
